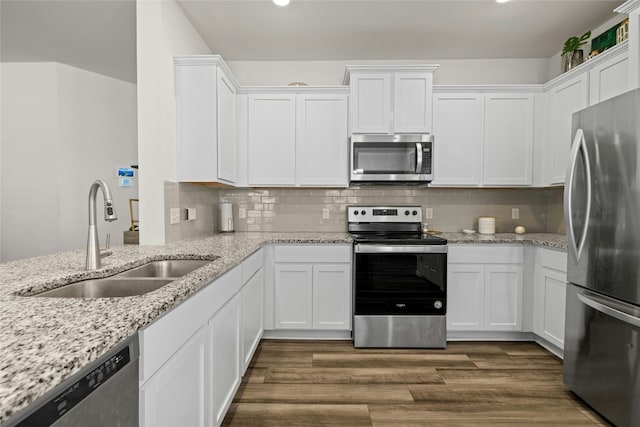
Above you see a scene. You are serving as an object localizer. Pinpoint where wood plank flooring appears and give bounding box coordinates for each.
[223,340,610,426]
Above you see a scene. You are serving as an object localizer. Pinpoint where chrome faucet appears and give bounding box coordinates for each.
[86,180,118,270]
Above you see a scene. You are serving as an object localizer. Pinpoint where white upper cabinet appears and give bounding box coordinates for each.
[246,88,349,187]
[247,93,297,185]
[349,73,392,134]
[345,66,438,134]
[296,94,348,186]
[432,93,484,186]
[589,46,629,105]
[541,43,629,186]
[544,74,589,186]
[482,93,534,186]
[394,73,434,133]
[432,88,538,187]
[175,56,238,184]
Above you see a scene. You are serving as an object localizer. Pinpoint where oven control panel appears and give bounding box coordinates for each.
[348,206,422,223]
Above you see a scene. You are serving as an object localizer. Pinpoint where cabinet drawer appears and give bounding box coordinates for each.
[242,248,264,283]
[448,245,523,264]
[274,244,351,263]
[139,265,242,384]
[539,248,567,272]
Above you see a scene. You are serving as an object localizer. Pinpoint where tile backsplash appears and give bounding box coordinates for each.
[215,186,565,234]
[164,182,564,240]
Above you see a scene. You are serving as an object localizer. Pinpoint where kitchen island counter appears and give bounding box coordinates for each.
[0,232,351,424]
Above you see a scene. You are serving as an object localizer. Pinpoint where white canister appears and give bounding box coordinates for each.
[478,216,496,235]
[219,203,234,232]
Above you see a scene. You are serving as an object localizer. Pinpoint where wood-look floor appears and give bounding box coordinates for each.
[223,340,610,426]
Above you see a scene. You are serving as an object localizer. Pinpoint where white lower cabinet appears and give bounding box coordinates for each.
[533,248,567,350]
[140,249,265,427]
[140,327,208,427]
[209,293,242,426]
[241,268,264,372]
[272,245,352,331]
[447,246,524,332]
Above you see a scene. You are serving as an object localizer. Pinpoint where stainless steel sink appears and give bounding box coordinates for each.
[35,278,175,298]
[33,258,215,298]
[116,259,211,278]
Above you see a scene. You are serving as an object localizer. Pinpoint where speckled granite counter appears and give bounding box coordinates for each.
[0,231,565,423]
[441,232,567,250]
[0,232,350,424]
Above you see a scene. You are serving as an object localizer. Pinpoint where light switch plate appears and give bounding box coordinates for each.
[425,208,433,219]
[322,208,330,219]
[512,208,520,220]
[187,208,197,221]
[238,208,246,219]
[170,208,180,225]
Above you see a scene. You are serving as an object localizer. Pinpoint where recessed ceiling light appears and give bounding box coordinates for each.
[273,0,290,6]
[496,0,511,3]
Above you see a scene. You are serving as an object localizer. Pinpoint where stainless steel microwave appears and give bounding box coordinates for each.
[350,134,434,184]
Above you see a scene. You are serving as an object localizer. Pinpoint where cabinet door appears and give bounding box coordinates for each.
[432,93,483,186]
[350,73,392,134]
[589,50,629,105]
[175,63,217,182]
[394,72,433,133]
[248,94,296,185]
[484,265,523,331]
[217,70,236,183]
[447,264,484,331]
[274,264,313,329]
[545,74,589,185]
[209,293,242,427]
[296,94,348,186]
[241,268,264,373]
[140,327,208,427]
[482,93,534,186]
[534,266,567,349]
[313,264,351,330]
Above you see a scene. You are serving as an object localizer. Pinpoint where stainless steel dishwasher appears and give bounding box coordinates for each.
[4,335,139,427]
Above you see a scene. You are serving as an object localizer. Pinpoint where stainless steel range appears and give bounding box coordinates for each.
[348,206,447,348]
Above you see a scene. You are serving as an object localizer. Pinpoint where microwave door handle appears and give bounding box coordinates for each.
[415,142,423,173]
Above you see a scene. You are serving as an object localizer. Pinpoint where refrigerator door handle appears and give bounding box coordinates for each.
[565,129,592,261]
[578,292,640,329]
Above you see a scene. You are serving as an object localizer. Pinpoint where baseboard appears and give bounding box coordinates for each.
[533,335,564,359]
[262,329,352,340]
[447,331,535,341]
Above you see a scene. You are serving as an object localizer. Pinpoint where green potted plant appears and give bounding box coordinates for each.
[561,30,591,72]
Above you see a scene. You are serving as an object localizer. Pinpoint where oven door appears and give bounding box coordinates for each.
[354,244,447,315]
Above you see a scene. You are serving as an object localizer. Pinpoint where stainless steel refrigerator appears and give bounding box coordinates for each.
[563,88,640,427]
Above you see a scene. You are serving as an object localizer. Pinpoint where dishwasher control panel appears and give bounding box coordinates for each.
[16,346,131,426]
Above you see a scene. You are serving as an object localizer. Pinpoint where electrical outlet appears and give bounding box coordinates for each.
[425,208,433,219]
[170,208,180,225]
[512,208,520,220]
[238,208,246,219]
[187,208,197,221]
[322,208,330,219]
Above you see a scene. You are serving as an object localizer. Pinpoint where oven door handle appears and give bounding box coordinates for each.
[355,244,448,254]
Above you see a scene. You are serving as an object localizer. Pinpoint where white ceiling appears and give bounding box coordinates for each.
[178,0,625,60]
[0,0,625,84]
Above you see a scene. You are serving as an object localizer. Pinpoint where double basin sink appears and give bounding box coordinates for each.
[35,259,215,298]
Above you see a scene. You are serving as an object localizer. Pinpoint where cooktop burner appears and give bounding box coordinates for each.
[347,205,447,246]
[349,232,447,245]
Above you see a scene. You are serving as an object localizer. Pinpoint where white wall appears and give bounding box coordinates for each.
[0,62,138,262]
[226,58,550,86]
[136,0,211,245]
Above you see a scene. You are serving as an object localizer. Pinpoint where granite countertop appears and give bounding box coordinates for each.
[0,231,565,423]
[0,232,351,424]
[441,232,567,250]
